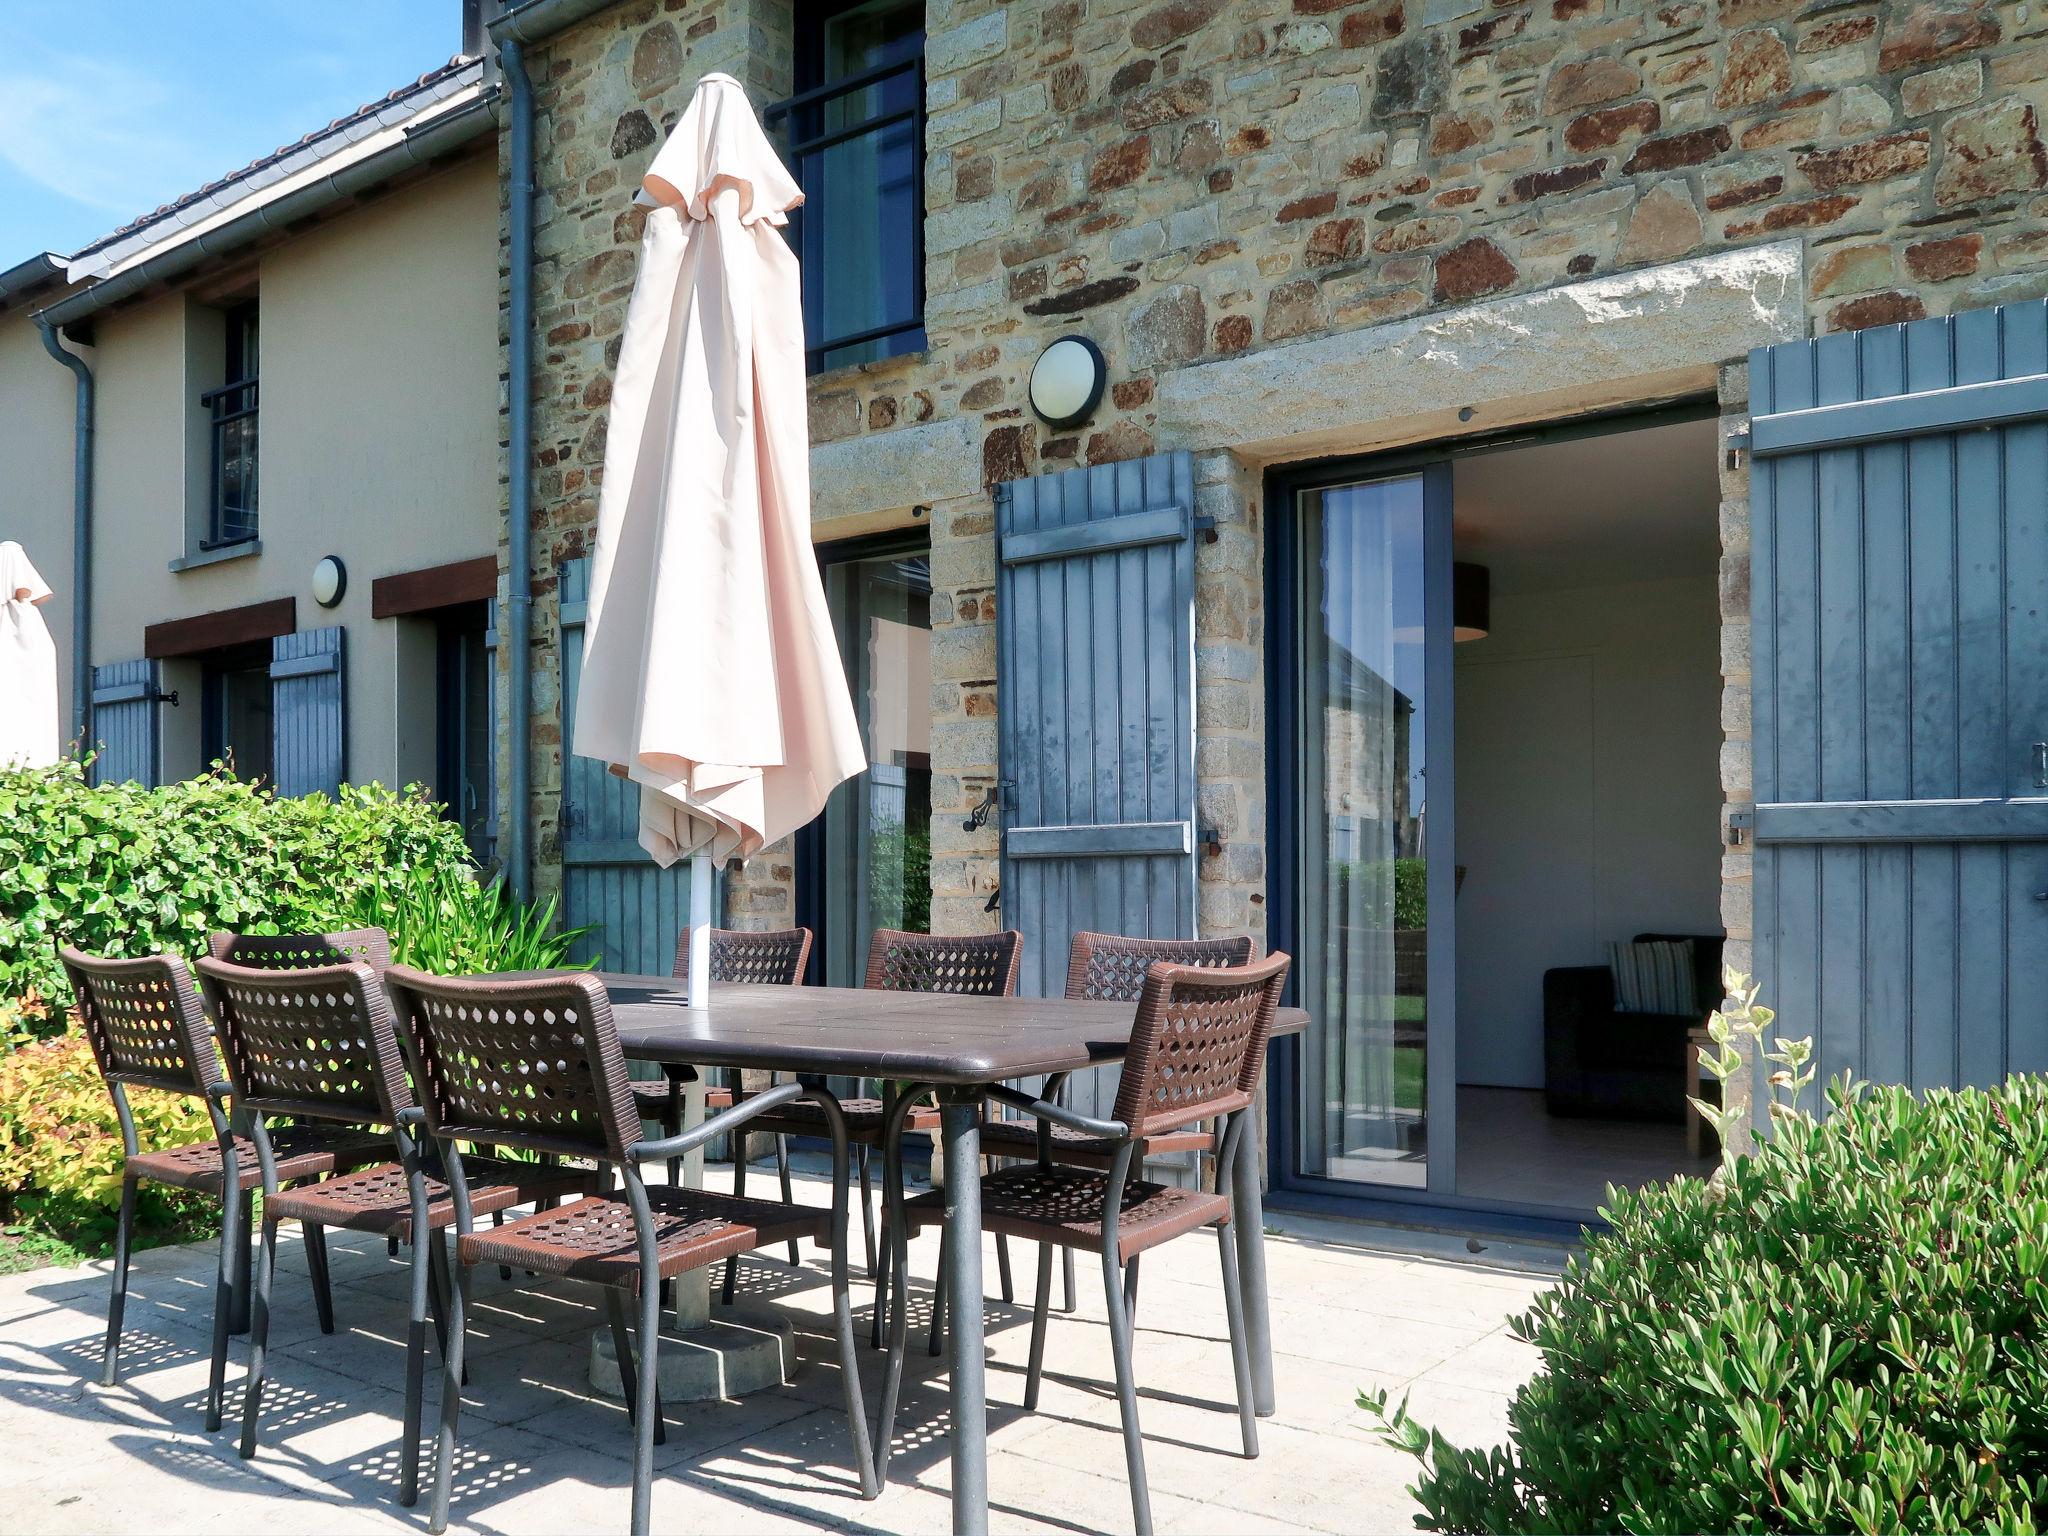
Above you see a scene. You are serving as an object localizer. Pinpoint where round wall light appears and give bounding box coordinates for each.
[1027,334,1107,430]
[312,555,348,608]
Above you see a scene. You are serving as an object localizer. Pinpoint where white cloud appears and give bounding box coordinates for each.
[0,42,220,222]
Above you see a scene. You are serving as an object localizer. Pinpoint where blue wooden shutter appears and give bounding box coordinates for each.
[997,452,1199,1123]
[89,659,161,786]
[1749,301,2048,1093]
[270,627,346,798]
[557,557,694,973]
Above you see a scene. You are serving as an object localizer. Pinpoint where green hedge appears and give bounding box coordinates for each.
[1367,1076,2048,1533]
[0,761,474,1025]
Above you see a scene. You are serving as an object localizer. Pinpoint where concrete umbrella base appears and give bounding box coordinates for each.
[586,1302,797,1401]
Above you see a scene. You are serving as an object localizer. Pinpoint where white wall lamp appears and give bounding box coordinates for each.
[1027,334,1107,431]
[312,555,348,608]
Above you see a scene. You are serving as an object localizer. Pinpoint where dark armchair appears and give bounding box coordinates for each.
[1543,933,1723,1122]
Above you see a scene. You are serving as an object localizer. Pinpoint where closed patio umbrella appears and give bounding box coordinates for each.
[571,72,864,1002]
[0,541,60,770]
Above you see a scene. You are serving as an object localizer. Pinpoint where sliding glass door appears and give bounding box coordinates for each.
[1283,465,1457,1195]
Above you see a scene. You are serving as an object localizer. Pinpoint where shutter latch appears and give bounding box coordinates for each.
[962,780,1013,833]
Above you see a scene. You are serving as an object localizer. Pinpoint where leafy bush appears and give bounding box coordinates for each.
[0,1025,217,1242]
[1365,1073,2048,1534]
[315,861,593,974]
[0,761,475,1025]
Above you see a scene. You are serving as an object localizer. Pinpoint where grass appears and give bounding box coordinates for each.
[0,1224,96,1278]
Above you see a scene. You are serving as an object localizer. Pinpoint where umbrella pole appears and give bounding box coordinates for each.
[688,853,713,1008]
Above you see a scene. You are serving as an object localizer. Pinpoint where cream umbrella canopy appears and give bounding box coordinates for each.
[0,542,60,770]
[570,72,865,1000]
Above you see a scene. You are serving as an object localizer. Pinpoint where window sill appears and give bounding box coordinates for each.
[169,539,260,573]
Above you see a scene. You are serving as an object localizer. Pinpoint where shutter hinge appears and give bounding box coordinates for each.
[1192,514,1219,545]
[1724,429,1750,471]
[1726,807,1754,847]
[1199,824,1222,856]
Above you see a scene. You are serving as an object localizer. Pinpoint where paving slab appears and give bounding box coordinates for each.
[0,1168,1558,1534]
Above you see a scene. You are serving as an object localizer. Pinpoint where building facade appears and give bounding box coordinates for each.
[496,0,2048,1218]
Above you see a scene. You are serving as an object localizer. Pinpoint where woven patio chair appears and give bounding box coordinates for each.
[383,966,879,1536]
[58,947,385,1432]
[197,955,591,1504]
[965,932,1256,1324]
[630,925,811,1207]
[880,952,1291,1536]
[205,927,392,971]
[729,927,1021,1303]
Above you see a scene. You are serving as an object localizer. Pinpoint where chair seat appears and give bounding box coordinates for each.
[977,1117,1213,1168]
[748,1096,941,1142]
[128,1125,388,1195]
[627,1074,731,1122]
[266,1157,595,1242]
[457,1185,827,1288]
[900,1164,1228,1262]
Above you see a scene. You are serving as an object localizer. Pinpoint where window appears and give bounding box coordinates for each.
[203,302,258,547]
[770,0,925,373]
[201,642,274,784]
[435,603,495,864]
[798,536,932,985]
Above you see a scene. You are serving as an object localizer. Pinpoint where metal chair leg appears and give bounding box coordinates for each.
[663,1079,683,1192]
[1101,1238,1154,1536]
[776,1135,800,1265]
[1062,1246,1077,1314]
[204,1195,237,1431]
[1217,1224,1259,1460]
[425,1232,468,1386]
[237,1218,279,1459]
[629,1263,664,1536]
[427,1243,467,1535]
[399,1231,432,1506]
[305,1222,335,1335]
[858,1144,877,1278]
[996,1229,1015,1303]
[1024,1241,1054,1411]
[927,1222,951,1358]
[101,1174,137,1387]
[603,1285,666,1447]
[1124,1252,1141,1322]
[723,1134,749,1304]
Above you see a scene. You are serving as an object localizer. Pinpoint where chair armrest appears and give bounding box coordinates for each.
[206,1080,235,1104]
[626,1079,805,1164]
[984,1082,1128,1141]
[396,1106,427,1129]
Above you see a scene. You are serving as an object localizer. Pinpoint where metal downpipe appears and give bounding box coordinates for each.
[36,317,93,755]
[502,37,535,902]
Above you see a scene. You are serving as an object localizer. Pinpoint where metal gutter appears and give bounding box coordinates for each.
[0,253,64,310]
[489,0,625,45]
[502,36,537,902]
[36,319,93,754]
[36,93,499,336]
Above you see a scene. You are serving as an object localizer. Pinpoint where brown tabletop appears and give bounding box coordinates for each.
[598,971,1307,1083]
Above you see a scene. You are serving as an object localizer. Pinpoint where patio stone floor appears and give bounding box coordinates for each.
[0,1164,1561,1534]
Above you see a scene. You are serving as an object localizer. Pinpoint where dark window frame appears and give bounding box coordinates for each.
[202,301,259,549]
[766,0,927,375]
[433,600,496,866]
[199,639,274,785]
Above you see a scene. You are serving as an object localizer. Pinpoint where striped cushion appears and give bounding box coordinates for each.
[1608,939,1699,1016]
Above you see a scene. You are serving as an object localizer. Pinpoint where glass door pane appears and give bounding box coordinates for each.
[1295,474,1434,1188]
[819,545,933,987]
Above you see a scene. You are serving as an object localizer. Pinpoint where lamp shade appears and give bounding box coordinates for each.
[1453,561,1490,641]
[1027,334,1106,430]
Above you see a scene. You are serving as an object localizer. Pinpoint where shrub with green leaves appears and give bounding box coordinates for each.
[1365,1075,2048,1534]
[0,761,474,1025]
[314,861,594,975]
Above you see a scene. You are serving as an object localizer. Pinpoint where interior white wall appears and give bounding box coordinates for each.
[1453,575,1722,1089]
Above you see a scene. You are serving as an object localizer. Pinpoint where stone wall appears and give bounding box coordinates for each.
[510,0,2030,956]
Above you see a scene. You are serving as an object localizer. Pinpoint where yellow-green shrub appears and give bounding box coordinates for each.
[0,1025,217,1243]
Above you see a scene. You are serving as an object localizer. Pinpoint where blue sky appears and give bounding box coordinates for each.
[0,2,465,265]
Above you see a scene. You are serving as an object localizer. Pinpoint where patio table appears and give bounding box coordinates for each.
[597,970,1306,1536]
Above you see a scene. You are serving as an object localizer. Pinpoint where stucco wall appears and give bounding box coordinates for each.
[0,298,83,745]
[84,151,502,788]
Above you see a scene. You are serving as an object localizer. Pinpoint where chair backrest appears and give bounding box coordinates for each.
[208,927,392,971]
[864,929,1022,997]
[1065,931,1254,1003]
[1111,952,1291,1140]
[59,947,220,1098]
[671,925,813,986]
[197,957,411,1127]
[383,965,638,1163]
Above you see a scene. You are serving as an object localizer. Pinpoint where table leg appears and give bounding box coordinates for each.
[1229,1109,1274,1418]
[938,1090,988,1536]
